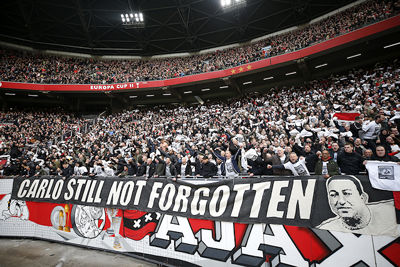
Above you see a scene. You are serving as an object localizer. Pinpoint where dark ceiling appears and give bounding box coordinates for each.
[0,0,356,56]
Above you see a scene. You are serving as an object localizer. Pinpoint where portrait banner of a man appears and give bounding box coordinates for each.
[315,175,398,236]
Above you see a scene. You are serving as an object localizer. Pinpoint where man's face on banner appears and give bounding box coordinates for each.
[327,179,367,219]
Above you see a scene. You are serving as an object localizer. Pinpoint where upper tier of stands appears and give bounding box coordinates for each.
[0,0,398,85]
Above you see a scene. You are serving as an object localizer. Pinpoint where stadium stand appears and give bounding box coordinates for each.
[1,1,400,266]
[0,58,399,178]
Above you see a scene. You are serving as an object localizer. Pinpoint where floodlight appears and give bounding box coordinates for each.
[121,12,145,28]
[221,0,246,10]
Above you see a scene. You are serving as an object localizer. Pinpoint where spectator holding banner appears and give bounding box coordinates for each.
[371,146,400,163]
[267,152,310,176]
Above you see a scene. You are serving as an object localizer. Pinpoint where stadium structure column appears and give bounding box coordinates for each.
[296,58,311,81]
[169,88,184,102]
[75,98,82,113]
[222,77,244,96]
[0,95,7,111]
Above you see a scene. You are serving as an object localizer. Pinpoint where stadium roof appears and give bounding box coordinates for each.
[0,0,356,56]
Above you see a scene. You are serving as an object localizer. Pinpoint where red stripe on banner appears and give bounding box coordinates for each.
[234,223,248,248]
[122,222,157,241]
[0,15,399,92]
[26,202,64,226]
[380,239,400,266]
[284,226,331,263]
[188,218,215,235]
[121,210,157,240]
[0,194,6,201]
[393,192,400,210]
[123,210,148,219]
[333,112,361,121]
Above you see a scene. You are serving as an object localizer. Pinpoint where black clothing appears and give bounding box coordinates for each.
[250,156,270,175]
[199,161,217,178]
[175,162,192,176]
[371,154,399,162]
[137,162,156,177]
[337,152,364,175]
[61,165,74,178]
[127,161,137,175]
[267,155,291,175]
[350,122,362,138]
[304,152,318,172]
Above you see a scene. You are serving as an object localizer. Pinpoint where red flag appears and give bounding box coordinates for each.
[333,112,360,122]
[121,210,159,241]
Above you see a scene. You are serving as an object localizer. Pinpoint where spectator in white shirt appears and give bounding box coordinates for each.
[267,152,310,176]
[361,115,384,150]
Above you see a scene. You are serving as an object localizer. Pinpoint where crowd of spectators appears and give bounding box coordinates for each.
[0,0,399,84]
[1,58,399,179]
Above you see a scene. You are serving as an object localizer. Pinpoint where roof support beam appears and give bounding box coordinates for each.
[16,0,36,41]
[75,0,94,47]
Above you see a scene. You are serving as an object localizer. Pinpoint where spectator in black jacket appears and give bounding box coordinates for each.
[127,158,137,175]
[198,157,217,178]
[371,146,400,162]
[164,157,178,178]
[329,142,342,162]
[10,143,22,159]
[176,157,192,178]
[350,116,363,138]
[136,160,146,176]
[354,138,367,156]
[61,162,73,178]
[289,138,303,156]
[303,144,319,173]
[115,155,127,175]
[139,158,156,178]
[248,154,269,176]
[22,165,35,178]
[337,143,364,175]
[146,158,157,178]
